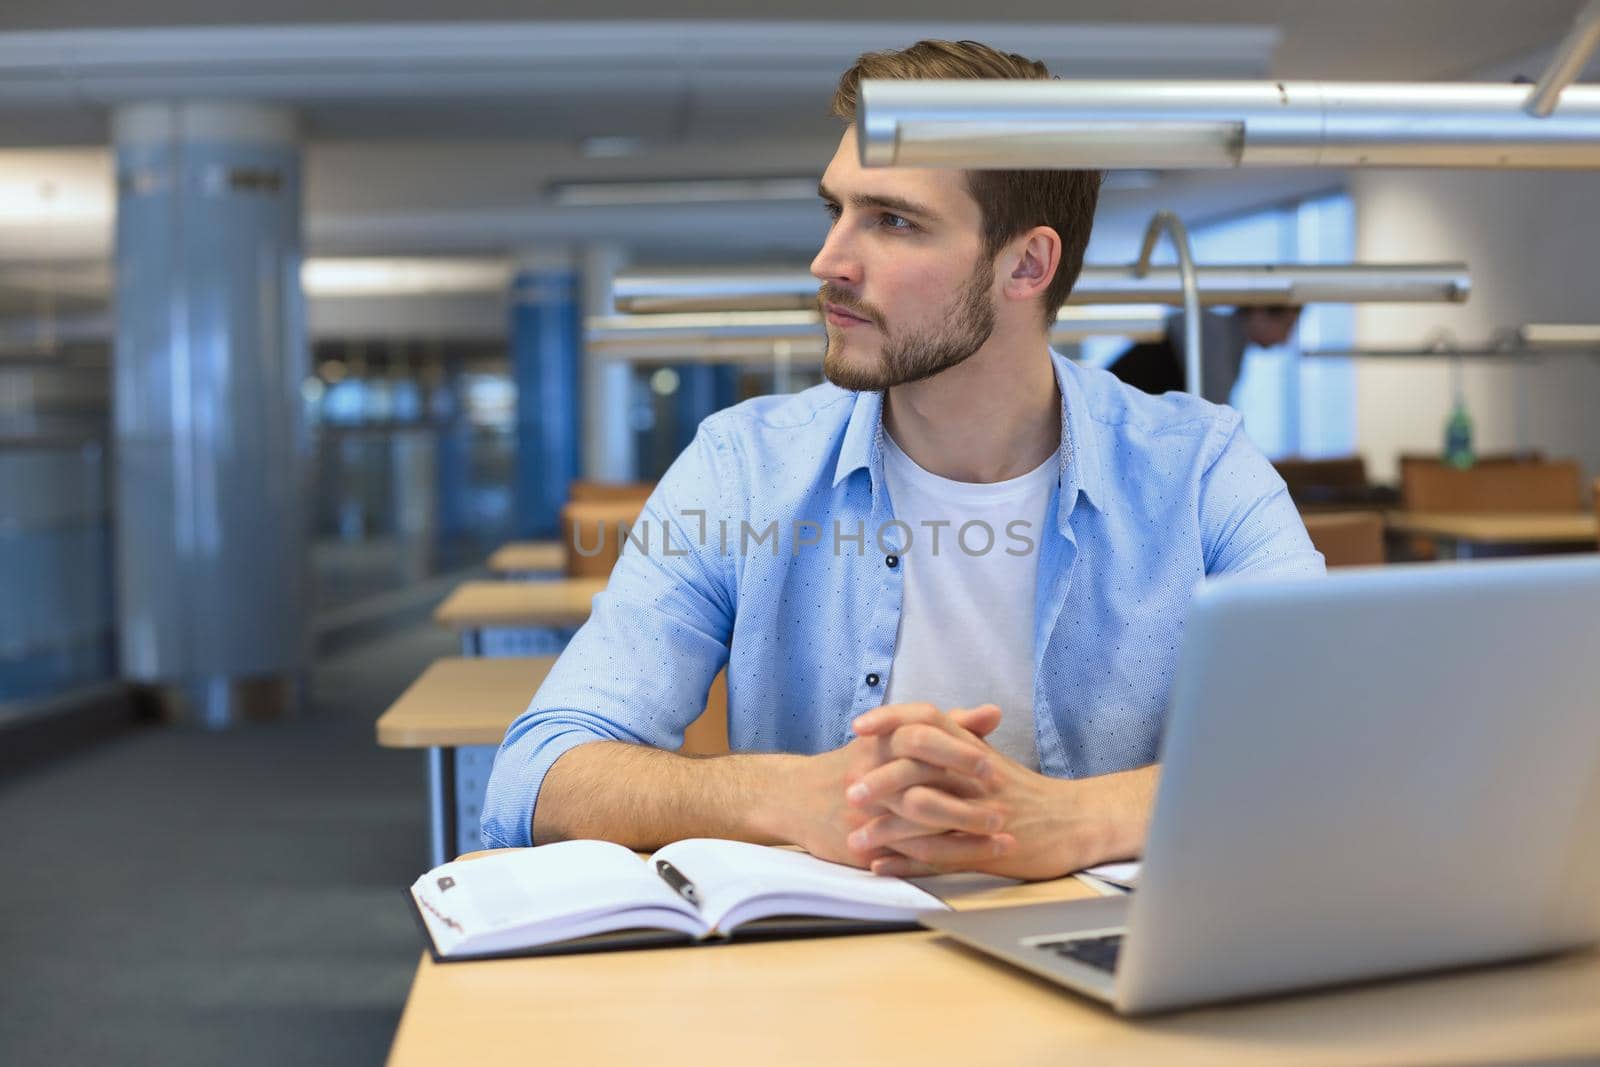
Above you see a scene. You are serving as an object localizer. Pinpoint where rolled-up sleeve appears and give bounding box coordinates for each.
[1198,416,1327,580]
[480,425,737,847]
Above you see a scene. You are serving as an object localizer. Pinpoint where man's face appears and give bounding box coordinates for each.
[811,126,997,391]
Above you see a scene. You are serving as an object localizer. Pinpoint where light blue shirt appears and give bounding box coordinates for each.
[482,351,1324,848]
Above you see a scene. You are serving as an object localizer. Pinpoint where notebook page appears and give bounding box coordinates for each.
[1081,861,1141,889]
[412,839,701,954]
[447,906,705,958]
[652,839,948,932]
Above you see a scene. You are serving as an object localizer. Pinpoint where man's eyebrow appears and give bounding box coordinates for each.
[816,182,941,223]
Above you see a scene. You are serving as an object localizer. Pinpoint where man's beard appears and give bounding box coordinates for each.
[820,257,996,392]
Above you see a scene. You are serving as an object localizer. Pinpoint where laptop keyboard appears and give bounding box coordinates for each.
[1034,933,1124,974]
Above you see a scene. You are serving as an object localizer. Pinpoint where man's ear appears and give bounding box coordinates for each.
[1001,226,1062,308]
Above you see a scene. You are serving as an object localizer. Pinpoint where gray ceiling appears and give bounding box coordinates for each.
[0,3,1591,150]
[0,0,1587,82]
[0,3,1592,268]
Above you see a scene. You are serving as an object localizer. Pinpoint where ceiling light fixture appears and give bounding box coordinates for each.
[586,306,1169,360]
[611,263,1471,314]
[858,5,1600,174]
[301,258,511,296]
[857,79,1600,171]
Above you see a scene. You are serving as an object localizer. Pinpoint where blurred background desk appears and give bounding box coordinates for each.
[378,656,556,864]
[485,541,565,578]
[378,655,728,864]
[433,578,606,655]
[1384,512,1599,560]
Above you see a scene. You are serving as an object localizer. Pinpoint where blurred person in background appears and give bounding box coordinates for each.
[1108,305,1301,405]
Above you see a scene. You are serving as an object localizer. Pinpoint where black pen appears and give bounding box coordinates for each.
[655,860,700,905]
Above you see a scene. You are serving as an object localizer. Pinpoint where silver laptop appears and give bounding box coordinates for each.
[922,556,1600,1014]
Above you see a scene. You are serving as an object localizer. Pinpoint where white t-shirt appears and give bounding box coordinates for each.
[880,431,1056,771]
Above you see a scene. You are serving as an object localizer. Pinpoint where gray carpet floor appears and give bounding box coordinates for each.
[0,622,459,1067]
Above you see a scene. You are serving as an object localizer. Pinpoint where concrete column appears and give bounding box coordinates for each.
[432,349,473,546]
[671,365,734,455]
[510,250,582,538]
[112,101,310,726]
[580,244,637,482]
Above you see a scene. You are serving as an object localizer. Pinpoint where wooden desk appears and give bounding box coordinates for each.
[485,540,565,577]
[378,656,728,866]
[433,578,606,654]
[1385,511,1599,560]
[386,868,1600,1066]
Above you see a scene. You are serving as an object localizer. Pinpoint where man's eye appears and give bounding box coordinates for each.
[822,203,842,221]
[879,213,913,231]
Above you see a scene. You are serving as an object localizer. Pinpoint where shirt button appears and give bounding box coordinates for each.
[885,554,899,568]
[865,673,881,687]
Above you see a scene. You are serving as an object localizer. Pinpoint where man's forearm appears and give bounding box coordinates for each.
[532,741,804,849]
[1073,763,1162,864]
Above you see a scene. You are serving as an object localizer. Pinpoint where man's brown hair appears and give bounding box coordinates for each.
[830,40,1102,326]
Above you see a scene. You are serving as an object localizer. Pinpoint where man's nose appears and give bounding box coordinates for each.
[810,225,862,288]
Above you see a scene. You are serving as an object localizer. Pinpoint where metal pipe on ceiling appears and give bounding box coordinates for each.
[1301,347,1554,360]
[587,338,827,366]
[1525,0,1600,118]
[1518,323,1600,348]
[586,306,1169,363]
[1304,324,1600,359]
[612,264,1472,314]
[856,80,1600,170]
[1133,211,1203,394]
[589,310,826,343]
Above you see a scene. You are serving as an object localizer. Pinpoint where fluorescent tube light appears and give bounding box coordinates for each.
[301,258,511,296]
[611,264,1471,314]
[548,178,818,207]
[858,79,1600,170]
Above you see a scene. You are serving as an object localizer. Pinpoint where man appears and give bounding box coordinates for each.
[1108,305,1302,405]
[482,40,1323,880]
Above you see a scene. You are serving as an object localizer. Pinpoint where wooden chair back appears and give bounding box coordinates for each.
[1273,455,1368,492]
[1270,455,1390,513]
[560,497,650,579]
[1399,457,1583,513]
[1301,511,1385,568]
[1398,450,1544,467]
[681,670,730,756]
[568,480,656,504]
[1593,477,1600,547]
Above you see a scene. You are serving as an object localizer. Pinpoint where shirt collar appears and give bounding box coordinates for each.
[1051,351,1106,518]
[833,386,885,489]
[831,349,1106,522]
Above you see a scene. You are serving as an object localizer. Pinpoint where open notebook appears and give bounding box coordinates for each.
[410,838,951,961]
